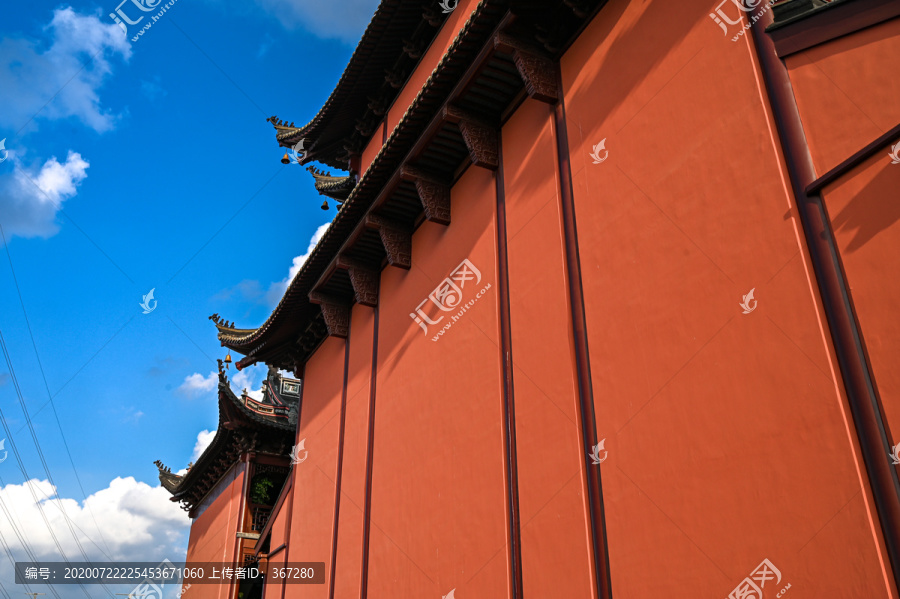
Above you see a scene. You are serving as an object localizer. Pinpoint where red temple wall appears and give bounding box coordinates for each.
[784,18,900,175]
[237,4,900,599]
[560,0,894,596]
[358,0,481,179]
[261,482,292,599]
[332,306,375,599]
[287,336,347,599]
[501,98,596,598]
[784,16,900,451]
[364,164,508,598]
[184,463,245,599]
[384,0,481,137]
[360,126,384,181]
[819,155,900,461]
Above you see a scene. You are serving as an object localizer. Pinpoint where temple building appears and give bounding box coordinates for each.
[155,360,300,597]
[159,0,900,597]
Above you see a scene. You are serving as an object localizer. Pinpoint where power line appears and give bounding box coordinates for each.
[0,330,93,599]
[0,498,44,599]
[0,223,114,559]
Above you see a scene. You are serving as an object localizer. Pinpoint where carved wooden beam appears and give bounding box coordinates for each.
[364,214,412,269]
[309,292,351,338]
[442,105,500,170]
[336,255,380,307]
[494,32,560,104]
[400,165,451,225]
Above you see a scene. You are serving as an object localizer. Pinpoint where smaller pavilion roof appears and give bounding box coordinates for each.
[155,361,300,512]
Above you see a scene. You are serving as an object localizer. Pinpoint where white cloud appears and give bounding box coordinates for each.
[251,0,379,42]
[233,362,266,400]
[191,429,216,462]
[265,222,331,305]
[0,7,130,133]
[177,363,266,401]
[176,371,217,397]
[0,151,90,238]
[0,477,189,572]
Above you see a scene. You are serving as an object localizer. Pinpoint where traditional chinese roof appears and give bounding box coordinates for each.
[216,0,606,374]
[308,166,355,202]
[156,362,300,512]
[267,2,452,170]
[154,461,183,493]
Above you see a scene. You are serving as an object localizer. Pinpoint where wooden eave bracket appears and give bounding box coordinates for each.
[442,105,500,170]
[400,165,451,225]
[308,291,351,338]
[364,214,412,270]
[336,255,380,307]
[494,32,560,105]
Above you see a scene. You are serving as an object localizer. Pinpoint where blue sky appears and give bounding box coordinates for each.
[0,0,376,593]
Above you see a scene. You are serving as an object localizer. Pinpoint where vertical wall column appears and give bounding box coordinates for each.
[552,73,613,599]
[328,335,352,599]
[359,304,379,599]
[494,138,525,599]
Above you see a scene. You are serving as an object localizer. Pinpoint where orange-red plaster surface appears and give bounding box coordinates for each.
[785,17,900,176]
[560,0,894,596]
[502,98,596,598]
[287,336,347,598]
[367,164,508,598]
[184,463,245,599]
[359,123,384,180]
[820,153,900,455]
[187,5,900,599]
[332,307,375,599]
[384,0,480,136]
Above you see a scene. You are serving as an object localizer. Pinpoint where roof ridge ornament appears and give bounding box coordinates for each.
[209,313,235,329]
[266,115,301,133]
